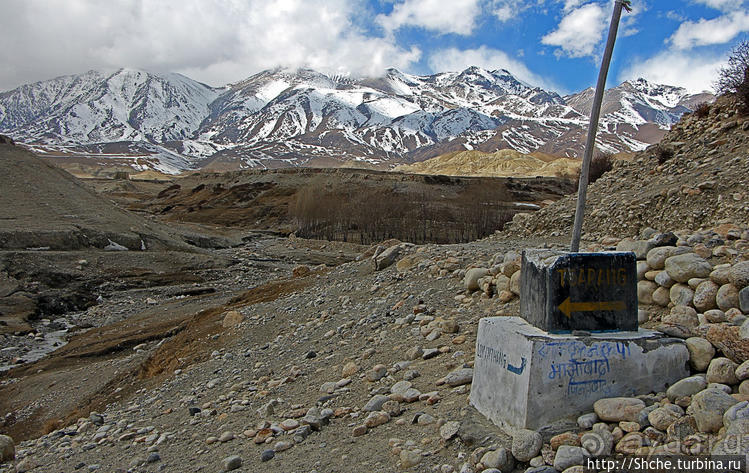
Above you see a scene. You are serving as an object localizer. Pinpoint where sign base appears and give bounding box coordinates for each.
[469,317,688,431]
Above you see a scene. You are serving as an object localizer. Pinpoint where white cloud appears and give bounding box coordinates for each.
[376,0,483,35]
[541,3,608,58]
[490,0,534,22]
[494,5,515,22]
[428,45,562,92]
[620,50,726,93]
[0,0,421,91]
[670,11,749,49]
[665,11,687,22]
[693,0,745,11]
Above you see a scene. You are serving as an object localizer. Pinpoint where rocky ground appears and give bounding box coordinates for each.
[0,96,748,473]
[503,95,749,240]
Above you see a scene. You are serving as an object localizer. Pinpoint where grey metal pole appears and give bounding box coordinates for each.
[570,0,630,252]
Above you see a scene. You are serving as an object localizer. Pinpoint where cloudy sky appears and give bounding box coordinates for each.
[0,0,746,94]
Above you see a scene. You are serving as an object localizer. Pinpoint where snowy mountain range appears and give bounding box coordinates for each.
[0,67,713,174]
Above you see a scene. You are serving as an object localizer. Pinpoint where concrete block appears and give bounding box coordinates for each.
[521,249,637,333]
[470,317,689,431]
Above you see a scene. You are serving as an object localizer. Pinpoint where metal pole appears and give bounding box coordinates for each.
[570,0,630,252]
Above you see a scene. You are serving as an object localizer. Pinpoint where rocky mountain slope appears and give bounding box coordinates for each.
[0,67,712,173]
[503,95,749,241]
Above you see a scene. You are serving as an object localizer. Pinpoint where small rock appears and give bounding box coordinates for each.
[666,415,698,442]
[551,431,581,450]
[638,281,658,305]
[391,380,412,395]
[693,281,719,312]
[669,284,695,308]
[741,287,749,313]
[736,360,749,381]
[648,407,680,431]
[615,432,645,454]
[439,368,473,387]
[664,305,699,328]
[593,398,645,422]
[665,253,712,283]
[685,337,715,371]
[717,284,740,311]
[363,394,390,412]
[223,455,242,471]
[0,435,14,462]
[440,421,461,441]
[481,447,514,472]
[367,364,388,382]
[260,449,275,462]
[619,421,640,432]
[577,413,598,430]
[222,310,244,328]
[512,429,543,462]
[655,270,675,287]
[280,419,300,431]
[364,411,390,428]
[581,429,613,457]
[691,388,739,433]
[422,348,440,359]
[274,440,293,452]
[464,268,490,291]
[729,261,749,289]
[417,413,436,425]
[723,401,749,428]
[651,288,670,307]
[382,400,402,417]
[667,375,707,401]
[341,361,359,377]
[706,357,739,385]
[553,445,588,471]
[400,449,422,468]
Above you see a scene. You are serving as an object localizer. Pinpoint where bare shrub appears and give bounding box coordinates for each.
[654,145,674,165]
[42,418,63,435]
[589,153,613,184]
[716,39,749,114]
[694,102,711,119]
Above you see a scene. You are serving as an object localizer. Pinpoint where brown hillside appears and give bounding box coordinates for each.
[394,149,581,178]
[502,95,749,241]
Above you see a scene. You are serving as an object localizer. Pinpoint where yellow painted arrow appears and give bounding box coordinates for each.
[558,297,626,318]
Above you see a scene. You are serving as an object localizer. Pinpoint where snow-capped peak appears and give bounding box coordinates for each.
[0,66,713,173]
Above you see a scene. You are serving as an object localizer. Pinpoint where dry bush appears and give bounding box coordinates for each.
[654,145,674,165]
[41,418,63,435]
[716,39,749,114]
[694,102,711,119]
[589,153,613,184]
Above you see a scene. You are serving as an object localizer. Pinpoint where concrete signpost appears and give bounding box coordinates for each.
[470,0,690,432]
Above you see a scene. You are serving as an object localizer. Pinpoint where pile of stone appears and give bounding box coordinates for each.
[461,251,522,302]
[508,355,749,473]
[620,226,749,328]
[617,225,749,312]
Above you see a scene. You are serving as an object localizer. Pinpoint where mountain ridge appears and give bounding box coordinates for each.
[0,67,713,173]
